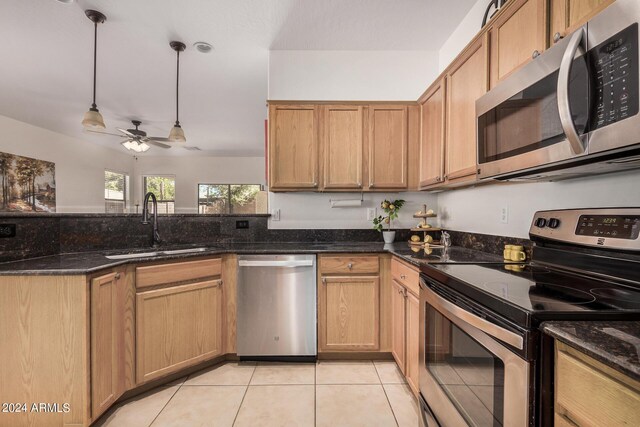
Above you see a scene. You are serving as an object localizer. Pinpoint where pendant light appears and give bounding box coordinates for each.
[82,10,107,130]
[168,41,187,143]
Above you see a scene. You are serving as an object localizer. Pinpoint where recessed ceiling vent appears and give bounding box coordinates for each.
[184,146,202,151]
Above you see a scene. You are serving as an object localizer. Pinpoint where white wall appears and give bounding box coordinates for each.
[269,50,439,100]
[438,171,640,239]
[133,156,266,214]
[268,191,437,229]
[438,0,491,71]
[0,115,135,212]
[435,0,640,238]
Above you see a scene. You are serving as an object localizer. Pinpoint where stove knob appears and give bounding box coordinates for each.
[548,218,561,229]
[535,218,547,228]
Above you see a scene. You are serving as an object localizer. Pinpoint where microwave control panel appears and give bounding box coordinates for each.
[590,23,639,130]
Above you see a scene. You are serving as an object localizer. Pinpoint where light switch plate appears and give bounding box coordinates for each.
[367,208,377,221]
[500,206,509,224]
[271,209,280,221]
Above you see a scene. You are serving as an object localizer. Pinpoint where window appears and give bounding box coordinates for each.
[143,176,175,214]
[105,170,129,213]
[198,184,267,214]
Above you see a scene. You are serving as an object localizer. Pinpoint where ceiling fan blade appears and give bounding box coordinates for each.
[116,128,135,137]
[146,140,171,149]
[146,136,172,142]
[84,129,127,138]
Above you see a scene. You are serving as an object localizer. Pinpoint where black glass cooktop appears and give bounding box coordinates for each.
[423,263,640,327]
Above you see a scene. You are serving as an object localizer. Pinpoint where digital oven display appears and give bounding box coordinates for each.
[576,215,640,239]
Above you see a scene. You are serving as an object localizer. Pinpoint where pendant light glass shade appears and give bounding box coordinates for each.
[82,10,106,130]
[168,41,187,142]
[82,107,105,129]
[121,140,150,153]
[168,123,186,143]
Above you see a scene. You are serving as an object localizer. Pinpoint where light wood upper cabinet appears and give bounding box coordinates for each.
[445,35,488,183]
[136,279,223,384]
[91,269,133,420]
[391,279,406,374]
[367,105,409,190]
[489,0,548,87]
[319,275,380,351]
[419,79,446,188]
[322,105,364,189]
[550,0,615,45]
[269,104,319,190]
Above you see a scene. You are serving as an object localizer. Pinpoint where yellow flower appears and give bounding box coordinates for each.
[381,202,389,209]
[389,204,395,210]
[385,218,390,224]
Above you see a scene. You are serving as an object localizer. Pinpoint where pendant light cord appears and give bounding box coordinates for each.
[92,20,98,109]
[175,49,180,125]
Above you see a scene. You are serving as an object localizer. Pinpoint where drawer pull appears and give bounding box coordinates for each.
[400,274,406,279]
[114,272,121,280]
[347,263,353,270]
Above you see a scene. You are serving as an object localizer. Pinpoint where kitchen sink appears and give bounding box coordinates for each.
[104,247,209,260]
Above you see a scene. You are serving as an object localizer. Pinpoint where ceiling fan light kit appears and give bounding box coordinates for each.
[82,10,107,130]
[168,41,187,143]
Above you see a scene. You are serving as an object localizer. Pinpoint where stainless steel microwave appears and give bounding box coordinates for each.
[476,0,640,181]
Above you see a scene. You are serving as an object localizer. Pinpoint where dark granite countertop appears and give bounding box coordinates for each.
[542,321,640,382]
[0,242,505,276]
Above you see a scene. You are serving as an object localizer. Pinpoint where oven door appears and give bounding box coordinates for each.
[476,28,590,180]
[419,277,530,427]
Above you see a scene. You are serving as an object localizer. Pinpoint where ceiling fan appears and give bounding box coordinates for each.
[86,120,171,152]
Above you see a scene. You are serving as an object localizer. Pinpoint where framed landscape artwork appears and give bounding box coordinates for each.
[0,152,56,212]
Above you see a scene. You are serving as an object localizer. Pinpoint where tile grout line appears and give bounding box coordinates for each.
[374,361,401,427]
[231,363,257,426]
[146,379,184,427]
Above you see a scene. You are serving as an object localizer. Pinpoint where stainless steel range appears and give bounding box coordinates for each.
[418,208,640,426]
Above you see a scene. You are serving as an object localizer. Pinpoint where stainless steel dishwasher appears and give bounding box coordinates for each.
[237,254,317,360]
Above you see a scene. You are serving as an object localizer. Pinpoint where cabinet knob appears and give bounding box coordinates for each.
[532,50,540,59]
[400,274,406,279]
[313,182,318,187]
[347,263,353,270]
[322,277,327,284]
[357,182,362,188]
[553,32,564,43]
[114,273,121,280]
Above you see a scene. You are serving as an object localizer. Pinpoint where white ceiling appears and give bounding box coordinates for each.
[1,0,475,157]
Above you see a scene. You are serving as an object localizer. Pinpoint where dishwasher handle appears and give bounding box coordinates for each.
[238,260,314,268]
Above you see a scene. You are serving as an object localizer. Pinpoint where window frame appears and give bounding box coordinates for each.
[143,174,176,214]
[104,169,129,213]
[196,183,265,214]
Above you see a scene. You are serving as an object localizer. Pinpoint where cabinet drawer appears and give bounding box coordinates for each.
[391,257,419,296]
[556,347,640,426]
[320,255,379,274]
[136,258,221,289]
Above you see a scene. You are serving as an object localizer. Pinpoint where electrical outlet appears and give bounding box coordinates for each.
[236,220,249,229]
[500,206,509,224]
[0,224,16,238]
[271,209,280,221]
[367,208,377,221]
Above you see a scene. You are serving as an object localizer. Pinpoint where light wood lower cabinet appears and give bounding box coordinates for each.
[319,275,380,351]
[390,257,420,396]
[391,279,407,373]
[136,279,223,384]
[90,270,135,419]
[554,340,640,426]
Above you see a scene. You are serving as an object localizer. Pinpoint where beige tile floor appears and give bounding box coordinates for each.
[95,360,420,427]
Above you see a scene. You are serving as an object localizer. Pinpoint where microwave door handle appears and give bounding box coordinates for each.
[557,29,586,155]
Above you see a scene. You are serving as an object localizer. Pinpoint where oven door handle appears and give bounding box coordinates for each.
[422,280,524,350]
[557,28,587,156]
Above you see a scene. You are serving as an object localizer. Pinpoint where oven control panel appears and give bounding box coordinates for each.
[589,23,639,130]
[530,208,640,251]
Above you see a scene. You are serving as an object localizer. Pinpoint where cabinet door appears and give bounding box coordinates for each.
[90,271,120,419]
[136,280,223,384]
[489,0,547,87]
[446,35,488,182]
[367,105,408,190]
[269,104,319,190]
[391,280,406,373]
[319,276,380,351]
[323,105,364,190]
[550,0,615,45]
[419,79,446,188]
[405,290,420,396]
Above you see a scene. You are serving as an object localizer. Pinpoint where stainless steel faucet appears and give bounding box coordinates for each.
[142,192,162,247]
